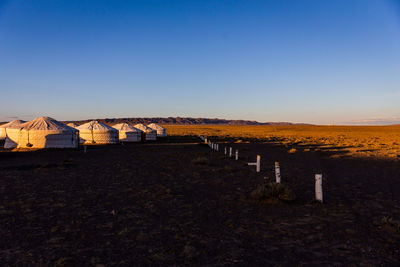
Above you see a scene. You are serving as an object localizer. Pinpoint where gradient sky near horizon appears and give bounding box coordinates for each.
[1,0,400,125]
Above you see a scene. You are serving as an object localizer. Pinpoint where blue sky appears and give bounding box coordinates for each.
[0,0,399,124]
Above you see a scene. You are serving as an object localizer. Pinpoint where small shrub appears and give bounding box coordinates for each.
[59,158,74,169]
[251,182,296,202]
[381,216,393,225]
[380,216,400,233]
[36,163,56,169]
[192,157,209,165]
[223,165,232,172]
[182,243,197,258]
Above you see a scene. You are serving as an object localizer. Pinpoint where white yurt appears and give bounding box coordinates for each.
[4,117,79,149]
[0,120,26,141]
[112,123,141,142]
[76,120,119,145]
[147,123,167,137]
[67,122,78,128]
[134,124,157,141]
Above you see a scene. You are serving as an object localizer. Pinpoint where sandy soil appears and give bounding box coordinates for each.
[0,136,399,265]
[164,125,400,160]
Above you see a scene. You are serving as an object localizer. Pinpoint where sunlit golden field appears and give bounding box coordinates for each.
[164,125,400,159]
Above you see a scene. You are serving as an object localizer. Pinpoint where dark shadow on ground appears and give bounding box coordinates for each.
[0,136,399,265]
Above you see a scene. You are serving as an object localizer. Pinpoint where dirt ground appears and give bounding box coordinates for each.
[0,136,399,266]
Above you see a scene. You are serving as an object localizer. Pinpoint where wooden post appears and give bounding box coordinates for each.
[205,137,208,144]
[235,150,238,160]
[216,144,219,151]
[248,155,260,172]
[84,145,87,153]
[229,147,232,157]
[315,174,323,203]
[275,162,281,183]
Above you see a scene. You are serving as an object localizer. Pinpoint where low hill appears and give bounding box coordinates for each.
[66,117,299,126]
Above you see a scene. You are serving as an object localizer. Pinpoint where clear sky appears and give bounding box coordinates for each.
[1,0,399,124]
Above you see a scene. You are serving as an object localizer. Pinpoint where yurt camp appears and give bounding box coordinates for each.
[0,120,26,141]
[112,123,141,142]
[147,123,167,137]
[4,117,79,149]
[77,120,119,145]
[134,123,157,141]
[67,122,78,128]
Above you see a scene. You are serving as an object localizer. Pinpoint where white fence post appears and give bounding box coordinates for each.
[275,162,281,183]
[235,150,238,160]
[248,155,260,172]
[84,145,87,153]
[216,144,219,151]
[229,147,232,157]
[315,174,323,203]
[224,147,227,155]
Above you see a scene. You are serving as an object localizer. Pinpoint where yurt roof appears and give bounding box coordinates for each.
[113,123,141,132]
[77,120,117,131]
[0,120,26,129]
[134,123,155,132]
[67,122,78,128]
[147,123,165,130]
[21,117,77,131]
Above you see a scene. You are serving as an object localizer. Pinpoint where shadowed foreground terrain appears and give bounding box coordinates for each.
[1,136,399,265]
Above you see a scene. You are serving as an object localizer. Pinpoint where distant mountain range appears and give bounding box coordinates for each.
[66,117,303,126]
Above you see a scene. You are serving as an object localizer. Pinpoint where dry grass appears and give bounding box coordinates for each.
[192,156,209,165]
[164,125,400,159]
[251,182,296,202]
[378,216,400,234]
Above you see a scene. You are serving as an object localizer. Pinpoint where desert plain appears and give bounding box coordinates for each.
[166,124,400,159]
